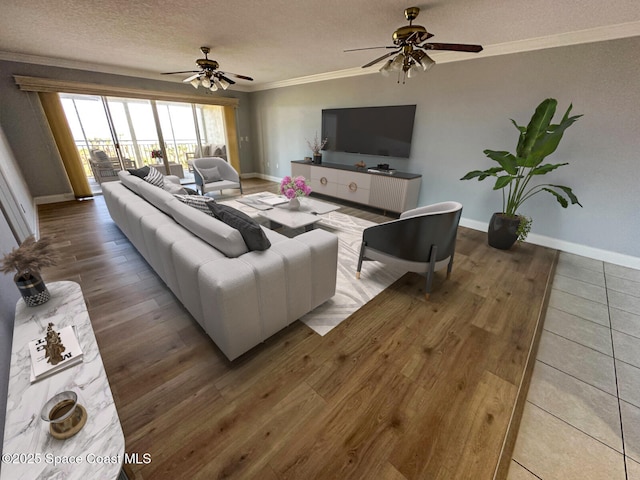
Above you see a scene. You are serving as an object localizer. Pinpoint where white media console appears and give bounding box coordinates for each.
[291,160,422,214]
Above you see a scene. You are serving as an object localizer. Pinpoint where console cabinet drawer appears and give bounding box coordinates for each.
[291,161,421,213]
[310,167,338,196]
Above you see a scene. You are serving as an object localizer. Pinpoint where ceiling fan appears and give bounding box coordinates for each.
[346,7,483,81]
[161,47,253,91]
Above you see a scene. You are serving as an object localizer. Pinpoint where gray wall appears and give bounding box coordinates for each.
[251,37,640,259]
[0,61,254,197]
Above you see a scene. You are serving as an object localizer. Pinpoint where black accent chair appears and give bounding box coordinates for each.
[356,201,463,300]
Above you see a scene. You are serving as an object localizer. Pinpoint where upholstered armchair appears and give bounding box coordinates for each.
[192,157,242,196]
[356,201,463,300]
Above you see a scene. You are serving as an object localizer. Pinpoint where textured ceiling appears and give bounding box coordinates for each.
[1,0,639,90]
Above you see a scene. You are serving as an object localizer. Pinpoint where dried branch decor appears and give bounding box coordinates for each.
[1,235,59,280]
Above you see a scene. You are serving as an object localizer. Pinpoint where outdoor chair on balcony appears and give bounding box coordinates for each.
[192,157,242,196]
[356,201,463,300]
[89,150,135,185]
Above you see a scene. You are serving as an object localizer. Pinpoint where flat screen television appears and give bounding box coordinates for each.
[321,105,416,158]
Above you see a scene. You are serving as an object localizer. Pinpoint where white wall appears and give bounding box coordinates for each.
[0,125,36,241]
[251,37,640,263]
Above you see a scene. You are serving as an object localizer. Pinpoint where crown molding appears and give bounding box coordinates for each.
[250,21,640,92]
[1,21,639,94]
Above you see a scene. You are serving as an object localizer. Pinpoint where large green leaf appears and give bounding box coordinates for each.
[542,187,568,207]
[510,119,526,157]
[520,98,557,161]
[530,163,568,175]
[494,175,516,190]
[551,185,583,207]
[483,150,518,174]
[528,104,583,166]
[461,167,504,181]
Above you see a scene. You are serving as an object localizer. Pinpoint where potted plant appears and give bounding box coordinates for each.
[1,235,59,306]
[306,132,328,164]
[461,98,583,250]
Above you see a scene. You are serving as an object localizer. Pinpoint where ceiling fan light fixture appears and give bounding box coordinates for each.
[379,59,393,76]
[408,61,422,78]
[190,78,200,88]
[217,77,230,90]
[209,82,218,92]
[201,76,212,88]
[421,53,436,71]
[390,54,404,72]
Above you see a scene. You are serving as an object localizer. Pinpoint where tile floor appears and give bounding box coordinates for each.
[509,252,640,479]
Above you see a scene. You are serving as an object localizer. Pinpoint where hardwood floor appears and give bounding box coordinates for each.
[36,179,556,479]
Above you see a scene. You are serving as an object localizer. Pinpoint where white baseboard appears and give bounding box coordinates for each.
[243,172,283,183]
[459,217,640,270]
[35,193,75,205]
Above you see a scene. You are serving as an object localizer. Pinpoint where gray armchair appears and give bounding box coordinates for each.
[356,201,463,300]
[192,157,242,196]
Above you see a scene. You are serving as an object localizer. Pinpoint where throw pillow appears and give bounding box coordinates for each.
[199,166,222,183]
[162,181,187,195]
[144,166,164,188]
[127,166,150,179]
[183,187,198,195]
[213,146,224,156]
[208,203,271,251]
[174,194,215,215]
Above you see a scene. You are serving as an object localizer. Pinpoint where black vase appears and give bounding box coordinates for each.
[487,213,521,250]
[312,153,322,164]
[15,272,51,307]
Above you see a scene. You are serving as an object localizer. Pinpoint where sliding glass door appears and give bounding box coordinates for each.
[59,93,230,184]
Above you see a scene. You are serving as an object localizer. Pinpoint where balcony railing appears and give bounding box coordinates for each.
[77,140,198,178]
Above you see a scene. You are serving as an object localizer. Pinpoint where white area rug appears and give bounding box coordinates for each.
[301,211,406,336]
[218,197,406,336]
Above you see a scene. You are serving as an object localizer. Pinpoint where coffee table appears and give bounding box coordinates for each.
[257,196,340,233]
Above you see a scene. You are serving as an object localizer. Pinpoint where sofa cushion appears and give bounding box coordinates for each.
[199,166,222,183]
[208,203,271,251]
[174,194,215,214]
[135,180,176,215]
[144,166,164,187]
[166,200,248,258]
[163,181,187,195]
[127,166,150,179]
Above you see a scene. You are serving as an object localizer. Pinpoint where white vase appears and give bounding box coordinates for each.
[288,197,300,210]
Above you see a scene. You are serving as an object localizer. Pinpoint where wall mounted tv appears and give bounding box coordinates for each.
[321,105,416,158]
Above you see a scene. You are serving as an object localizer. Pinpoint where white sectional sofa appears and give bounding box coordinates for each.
[102,171,338,360]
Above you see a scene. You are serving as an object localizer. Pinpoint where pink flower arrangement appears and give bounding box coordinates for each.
[280,175,312,199]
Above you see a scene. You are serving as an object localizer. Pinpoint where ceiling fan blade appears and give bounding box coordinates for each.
[407,31,434,44]
[423,43,483,53]
[182,73,201,83]
[362,50,401,69]
[161,70,200,75]
[217,74,236,85]
[222,72,254,81]
[344,46,397,52]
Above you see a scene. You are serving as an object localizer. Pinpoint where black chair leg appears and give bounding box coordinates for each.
[425,245,437,300]
[356,241,366,279]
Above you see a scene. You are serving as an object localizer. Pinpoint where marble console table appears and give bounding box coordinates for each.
[2,281,124,480]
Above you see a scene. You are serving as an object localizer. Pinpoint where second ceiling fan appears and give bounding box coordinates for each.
[162,47,253,91]
[346,7,483,81]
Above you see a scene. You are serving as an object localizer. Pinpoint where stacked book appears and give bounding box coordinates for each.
[28,325,83,383]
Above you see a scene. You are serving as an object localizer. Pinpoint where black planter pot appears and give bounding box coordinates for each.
[15,272,51,307]
[312,153,322,164]
[487,213,521,250]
